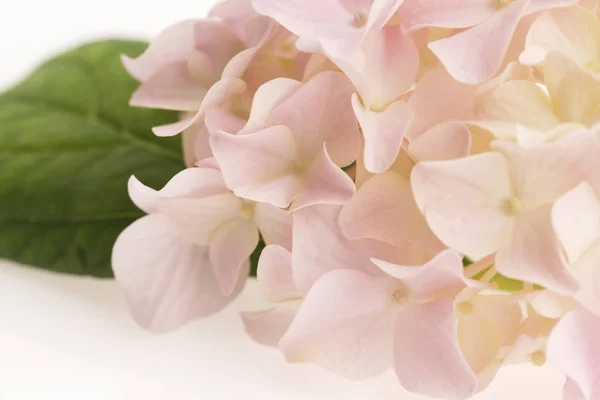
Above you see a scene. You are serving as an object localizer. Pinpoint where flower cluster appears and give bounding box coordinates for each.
[113,0,600,398]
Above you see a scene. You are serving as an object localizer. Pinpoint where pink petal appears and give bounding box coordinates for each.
[251,0,363,46]
[563,378,587,400]
[292,205,378,295]
[241,78,303,135]
[394,299,477,400]
[290,146,356,212]
[411,153,514,260]
[204,108,246,136]
[406,67,477,139]
[547,307,600,400]
[492,134,599,209]
[353,97,413,173]
[112,214,245,332]
[121,20,201,82]
[241,306,299,347]
[400,0,494,30]
[257,245,300,302]
[210,218,259,295]
[279,269,397,380]
[372,249,471,301]
[408,122,471,162]
[339,171,444,256]
[336,25,418,105]
[428,0,529,84]
[496,205,579,294]
[526,0,580,15]
[366,0,405,31]
[552,182,600,265]
[128,176,160,214]
[129,62,207,111]
[254,202,292,249]
[267,71,360,167]
[158,193,244,245]
[127,168,229,215]
[210,126,300,208]
[209,0,258,36]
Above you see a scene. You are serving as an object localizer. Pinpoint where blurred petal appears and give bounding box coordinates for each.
[552,182,600,264]
[241,306,299,347]
[394,299,477,400]
[547,307,600,400]
[257,245,300,302]
[210,218,260,295]
[112,214,245,332]
[279,269,396,380]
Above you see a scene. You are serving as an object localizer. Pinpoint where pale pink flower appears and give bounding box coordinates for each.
[112,168,291,332]
[279,250,478,399]
[339,170,445,265]
[547,307,600,400]
[411,132,599,293]
[520,6,600,74]
[242,204,398,346]
[333,24,419,172]
[454,288,524,390]
[209,72,360,211]
[552,182,600,315]
[400,0,578,84]
[251,0,405,56]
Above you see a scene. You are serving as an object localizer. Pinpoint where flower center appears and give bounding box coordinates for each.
[291,161,307,176]
[391,289,408,304]
[586,59,600,72]
[457,301,474,315]
[504,197,523,216]
[369,98,388,113]
[239,202,255,220]
[352,9,368,28]
[494,0,514,8]
[530,351,547,367]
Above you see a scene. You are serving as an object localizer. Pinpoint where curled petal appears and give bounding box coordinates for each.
[210,126,300,208]
[290,146,357,212]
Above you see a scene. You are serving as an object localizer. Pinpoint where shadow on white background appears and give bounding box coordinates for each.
[0,1,567,399]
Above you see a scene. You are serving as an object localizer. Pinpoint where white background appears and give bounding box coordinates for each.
[0,1,565,399]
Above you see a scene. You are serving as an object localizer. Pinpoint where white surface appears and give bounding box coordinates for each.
[0,1,565,399]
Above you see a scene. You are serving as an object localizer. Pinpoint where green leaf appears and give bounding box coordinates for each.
[0,40,184,277]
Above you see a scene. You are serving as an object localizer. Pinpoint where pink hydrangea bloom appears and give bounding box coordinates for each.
[112,2,600,399]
